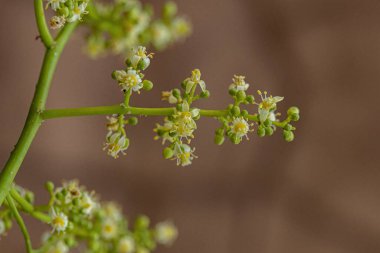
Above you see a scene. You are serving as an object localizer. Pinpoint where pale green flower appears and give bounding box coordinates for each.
[230,117,251,140]
[101,218,118,239]
[117,236,135,253]
[46,241,69,253]
[229,75,249,91]
[67,2,88,22]
[104,132,130,158]
[50,209,68,233]
[173,143,196,166]
[155,221,178,245]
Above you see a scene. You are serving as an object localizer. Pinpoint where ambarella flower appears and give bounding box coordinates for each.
[229,75,249,91]
[47,241,69,253]
[173,143,196,166]
[81,193,97,215]
[101,218,118,239]
[161,90,178,104]
[106,115,120,133]
[104,132,130,158]
[230,117,251,140]
[130,46,153,70]
[46,0,66,11]
[257,90,284,122]
[151,22,172,50]
[114,69,143,92]
[117,236,135,253]
[0,219,5,236]
[67,2,88,22]
[50,209,68,233]
[183,69,206,93]
[103,202,123,221]
[155,221,178,245]
[172,110,198,139]
[49,16,66,29]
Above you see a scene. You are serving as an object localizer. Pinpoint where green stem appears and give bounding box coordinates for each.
[10,188,51,223]
[6,196,34,253]
[124,89,132,107]
[34,0,54,48]
[0,23,77,207]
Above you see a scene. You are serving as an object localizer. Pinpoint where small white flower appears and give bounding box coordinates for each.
[81,193,97,215]
[47,241,69,253]
[101,218,118,240]
[106,115,120,133]
[229,75,249,91]
[0,219,5,236]
[151,22,172,50]
[155,221,178,245]
[130,46,153,69]
[117,236,135,253]
[67,2,88,22]
[50,209,68,233]
[230,117,250,140]
[46,0,66,11]
[173,143,196,167]
[103,202,123,221]
[103,132,130,159]
[114,69,143,92]
[257,90,284,122]
[49,16,66,29]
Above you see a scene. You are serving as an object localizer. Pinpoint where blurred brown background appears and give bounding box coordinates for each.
[1,0,380,252]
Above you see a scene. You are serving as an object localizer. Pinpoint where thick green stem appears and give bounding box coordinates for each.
[0,23,77,207]
[34,0,54,48]
[6,196,34,253]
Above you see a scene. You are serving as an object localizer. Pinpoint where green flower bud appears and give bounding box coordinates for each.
[215,128,224,136]
[290,113,300,121]
[283,130,295,142]
[176,103,183,111]
[111,71,118,80]
[163,1,178,19]
[172,88,181,98]
[228,133,241,144]
[128,117,138,126]
[265,126,274,136]
[58,7,69,17]
[125,58,132,68]
[214,134,225,145]
[284,124,293,131]
[163,147,174,159]
[200,90,210,98]
[55,191,64,200]
[257,127,265,137]
[89,240,101,251]
[246,95,255,104]
[135,215,150,229]
[137,59,150,71]
[228,88,237,96]
[241,110,249,117]
[227,104,234,110]
[231,106,240,116]
[236,90,246,101]
[73,198,80,206]
[263,119,272,127]
[142,80,154,91]
[25,192,34,204]
[45,181,54,193]
[64,236,76,247]
[287,106,300,116]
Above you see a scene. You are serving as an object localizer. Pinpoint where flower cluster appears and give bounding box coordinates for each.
[84,1,191,57]
[155,69,209,166]
[7,180,179,253]
[46,0,89,29]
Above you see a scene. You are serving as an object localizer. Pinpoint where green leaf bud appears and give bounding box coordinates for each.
[214,134,225,145]
[283,130,295,142]
[163,147,174,159]
[236,90,246,101]
[265,126,274,136]
[142,80,154,91]
[246,95,255,104]
[257,126,265,137]
[231,106,240,116]
[128,117,138,126]
[200,90,210,98]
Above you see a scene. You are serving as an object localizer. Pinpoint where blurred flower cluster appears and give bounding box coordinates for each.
[84,0,191,57]
[0,181,178,253]
[47,0,90,29]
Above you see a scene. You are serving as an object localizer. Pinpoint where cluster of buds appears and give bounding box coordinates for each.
[84,1,191,57]
[46,0,89,29]
[16,180,179,253]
